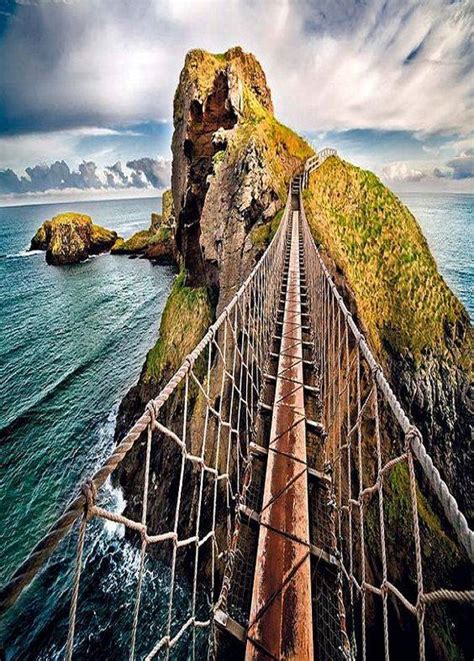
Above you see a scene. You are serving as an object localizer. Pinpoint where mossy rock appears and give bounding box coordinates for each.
[144,270,213,382]
[30,212,118,265]
[250,208,284,250]
[111,229,152,254]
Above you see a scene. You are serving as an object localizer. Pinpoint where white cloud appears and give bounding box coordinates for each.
[0,127,142,172]
[382,161,426,183]
[0,0,472,136]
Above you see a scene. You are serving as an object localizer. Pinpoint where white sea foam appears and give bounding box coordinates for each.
[102,477,127,538]
[6,249,43,258]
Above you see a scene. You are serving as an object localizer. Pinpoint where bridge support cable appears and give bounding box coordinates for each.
[299,157,473,660]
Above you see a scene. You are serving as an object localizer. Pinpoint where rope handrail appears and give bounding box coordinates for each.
[299,166,473,561]
[0,189,293,630]
[302,147,337,188]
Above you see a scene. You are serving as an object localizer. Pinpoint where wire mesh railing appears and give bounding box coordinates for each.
[1,150,472,660]
[299,178,473,660]
[0,191,292,658]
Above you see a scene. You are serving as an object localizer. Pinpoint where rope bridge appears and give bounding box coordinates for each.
[0,150,472,660]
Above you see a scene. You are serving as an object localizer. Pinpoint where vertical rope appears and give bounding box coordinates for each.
[129,417,153,660]
[65,517,87,661]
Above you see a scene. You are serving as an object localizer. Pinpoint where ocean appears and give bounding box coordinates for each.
[398,192,473,319]
[0,197,186,659]
[0,192,472,658]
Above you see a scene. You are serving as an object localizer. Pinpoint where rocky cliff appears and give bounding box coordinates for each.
[31,213,118,265]
[171,46,312,304]
[111,189,177,264]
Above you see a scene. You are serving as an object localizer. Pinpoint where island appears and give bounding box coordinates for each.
[30,212,119,265]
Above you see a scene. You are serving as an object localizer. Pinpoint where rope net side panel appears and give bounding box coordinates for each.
[0,196,292,659]
[299,190,473,661]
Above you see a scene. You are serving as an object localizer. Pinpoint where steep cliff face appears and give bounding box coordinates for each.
[114,48,312,556]
[304,156,472,517]
[171,46,312,307]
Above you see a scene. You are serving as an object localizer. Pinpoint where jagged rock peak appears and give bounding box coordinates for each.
[172,46,312,292]
[176,46,273,119]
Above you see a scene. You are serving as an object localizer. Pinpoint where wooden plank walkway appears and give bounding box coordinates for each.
[246,209,313,660]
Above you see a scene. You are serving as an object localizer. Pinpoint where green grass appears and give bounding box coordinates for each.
[148,226,172,245]
[112,229,151,253]
[304,157,467,359]
[250,208,284,249]
[227,85,313,203]
[144,270,213,382]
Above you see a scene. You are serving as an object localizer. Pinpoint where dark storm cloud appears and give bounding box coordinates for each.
[434,149,474,180]
[0,157,170,195]
[126,158,170,189]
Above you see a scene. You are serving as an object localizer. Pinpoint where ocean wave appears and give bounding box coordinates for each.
[0,290,158,441]
[3,249,43,259]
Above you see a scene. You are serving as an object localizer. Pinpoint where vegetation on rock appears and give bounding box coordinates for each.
[113,47,471,659]
[30,212,118,265]
[111,189,177,264]
[303,156,469,360]
[250,208,284,252]
[143,270,212,382]
[172,46,312,295]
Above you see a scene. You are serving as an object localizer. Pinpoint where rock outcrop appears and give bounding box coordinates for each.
[111,189,177,264]
[30,213,118,265]
[171,46,312,302]
[113,46,312,578]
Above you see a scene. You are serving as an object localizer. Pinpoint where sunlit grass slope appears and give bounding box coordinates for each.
[304,156,468,361]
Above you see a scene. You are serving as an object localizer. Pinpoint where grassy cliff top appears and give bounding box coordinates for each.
[227,83,313,201]
[304,157,469,360]
[47,212,91,224]
[179,46,274,112]
[178,47,313,204]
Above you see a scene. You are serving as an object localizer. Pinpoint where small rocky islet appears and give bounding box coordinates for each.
[30,189,177,266]
[30,212,118,265]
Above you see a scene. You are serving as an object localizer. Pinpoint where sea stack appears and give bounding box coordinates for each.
[30,212,119,265]
[111,188,177,264]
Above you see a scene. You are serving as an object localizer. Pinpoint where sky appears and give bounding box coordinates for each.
[0,0,473,205]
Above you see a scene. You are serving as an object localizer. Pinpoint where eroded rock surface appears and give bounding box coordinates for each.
[111,189,177,264]
[171,46,312,305]
[30,212,118,265]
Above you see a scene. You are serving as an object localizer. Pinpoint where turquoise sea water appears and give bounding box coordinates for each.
[0,197,181,658]
[398,192,473,319]
[0,192,472,658]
